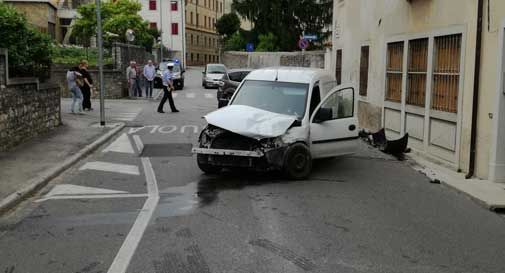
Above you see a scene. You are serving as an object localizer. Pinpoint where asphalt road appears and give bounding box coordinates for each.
[1,68,505,273]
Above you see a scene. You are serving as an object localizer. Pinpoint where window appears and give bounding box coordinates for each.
[48,22,56,39]
[335,49,342,85]
[171,23,179,35]
[204,16,207,28]
[190,34,194,44]
[317,88,354,120]
[196,13,199,26]
[359,46,370,96]
[149,22,157,29]
[406,38,428,107]
[196,35,199,45]
[191,53,194,61]
[220,2,222,13]
[386,42,404,102]
[310,86,321,117]
[190,12,193,25]
[209,17,211,29]
[149,0,156,10]
[171,1,177,11]
[432,34,461,113]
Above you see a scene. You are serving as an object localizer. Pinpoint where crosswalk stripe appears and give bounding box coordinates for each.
[102,133,135,154]
[172,93,178,98]
[186,93,196,98]
[45,184,129,197]
[204,93,215,98]
[80,161,140,175]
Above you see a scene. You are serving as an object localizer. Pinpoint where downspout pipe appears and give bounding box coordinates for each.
[466,0,484,179]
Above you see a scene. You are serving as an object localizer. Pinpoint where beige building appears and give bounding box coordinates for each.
[5,0,60,41]
[185,0,224,65]
[331,0,505,183]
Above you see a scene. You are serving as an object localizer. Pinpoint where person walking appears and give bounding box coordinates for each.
[157,63,179,113]
[78,59,94,111]
[143,60,156,98]
[67,67,84,114]
[134,62,143,97]
[126,61,137,98]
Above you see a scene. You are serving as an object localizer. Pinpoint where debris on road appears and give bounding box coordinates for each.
[360,128,410,160]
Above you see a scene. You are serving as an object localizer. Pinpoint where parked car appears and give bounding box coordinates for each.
[217,68,253,108]
[192,67,359,179]
[154,60,185,90]
[202,63,227,89]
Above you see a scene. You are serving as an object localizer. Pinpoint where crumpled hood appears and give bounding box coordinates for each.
[204,105,297,140]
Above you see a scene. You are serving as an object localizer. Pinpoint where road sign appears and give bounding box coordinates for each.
[303,34,318,41]
[298,38,309,50]
[246,43,254,52]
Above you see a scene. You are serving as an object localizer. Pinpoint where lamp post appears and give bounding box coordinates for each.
[160,0,164,61]
[95,0,106,126]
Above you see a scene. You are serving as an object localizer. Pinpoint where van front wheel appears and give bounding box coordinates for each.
[283,143,312,180]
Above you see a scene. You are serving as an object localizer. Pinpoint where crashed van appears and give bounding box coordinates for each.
[192,67,359,179]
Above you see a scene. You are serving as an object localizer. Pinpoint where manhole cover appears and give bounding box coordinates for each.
[141,143,193,157]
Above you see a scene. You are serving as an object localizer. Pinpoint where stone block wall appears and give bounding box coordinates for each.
[222,51,327,69]
[112,42,155,72]
[0,48,62,152]
[357,101,382,132]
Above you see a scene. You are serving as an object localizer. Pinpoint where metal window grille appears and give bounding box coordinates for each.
[336,49,342,85]
[432,34,461,113]
[407,38,428,107]
[386,42,404,102]
[359,46,370,96]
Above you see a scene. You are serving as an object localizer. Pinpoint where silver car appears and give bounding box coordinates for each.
[202,64,227,89]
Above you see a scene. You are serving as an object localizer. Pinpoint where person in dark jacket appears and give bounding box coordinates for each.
[78,59,94,111]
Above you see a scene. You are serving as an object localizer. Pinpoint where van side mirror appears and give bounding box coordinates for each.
[313,108,333,123]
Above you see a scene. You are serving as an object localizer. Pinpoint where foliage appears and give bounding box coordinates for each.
[256,33,278,52]
[72,0,158,51]
[215,13,241,37]
[0,3,52,66]
[223,32,246,51]
[232,0,333,51]
[52,46,112,66]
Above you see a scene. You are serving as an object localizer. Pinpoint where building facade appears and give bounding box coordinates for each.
[139,0,185,63]
[185,0,224,66]
[331,0,505,183]
[5,0,60,41]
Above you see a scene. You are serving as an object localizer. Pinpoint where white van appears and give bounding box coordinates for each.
[192,67,359,179]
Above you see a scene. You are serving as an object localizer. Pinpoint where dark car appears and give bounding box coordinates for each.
[217,69,253,108]
[154,61,185,90]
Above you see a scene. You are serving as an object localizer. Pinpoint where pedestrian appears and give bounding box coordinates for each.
[126,61,137,98]
[157,63,179,113]
[143,60,156,98]
[78,59,94,111]
[134,62,143,97]
[67,67,84,114]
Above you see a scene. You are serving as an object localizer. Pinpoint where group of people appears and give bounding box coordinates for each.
[67,60,94,114]
[67,59,179,115]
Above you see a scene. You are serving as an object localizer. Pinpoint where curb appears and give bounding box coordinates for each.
[0,123,126,215]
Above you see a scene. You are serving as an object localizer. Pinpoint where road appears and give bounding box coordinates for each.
[1,67,505,273]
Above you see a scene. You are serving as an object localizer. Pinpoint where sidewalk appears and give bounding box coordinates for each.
[0,99,127,214]
[408,153,505,211]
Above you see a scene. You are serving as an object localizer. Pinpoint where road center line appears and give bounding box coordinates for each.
[107,137,159,273]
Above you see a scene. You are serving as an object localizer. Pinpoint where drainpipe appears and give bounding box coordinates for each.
[466,0,484,179]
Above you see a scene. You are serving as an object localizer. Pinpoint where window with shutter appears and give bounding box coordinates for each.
[386,42,404,102]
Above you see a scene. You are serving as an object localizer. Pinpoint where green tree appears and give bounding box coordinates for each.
[215,13,241,37]
[72,0,156,50]
[232,0,332,51]
[223,32,246,51]
[0,3,52,66]
[256,33,278,52]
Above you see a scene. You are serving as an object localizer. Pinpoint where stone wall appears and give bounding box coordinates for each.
[0,49,62,152]
[357,101,382,132]
[222,51,327,69]
[112,42,155,72]
[51,65,126,99]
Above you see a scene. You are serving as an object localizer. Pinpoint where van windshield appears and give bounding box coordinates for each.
[207,65,226,74]
[231,80,309,119]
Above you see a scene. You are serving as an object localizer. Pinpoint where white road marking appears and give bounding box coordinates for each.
[180,125,200,134]
[80,161,140,176]
[111,111,140,122]
[172,92,178,98]
[128,125,202,135]
[107,139,159,273]
[186,93,196,98]
[158,125,177,134]
[204,93,215,99]
[36,193,148,202]
[102,133,135,154]
[132,135,144,154]
[45,184,129,197]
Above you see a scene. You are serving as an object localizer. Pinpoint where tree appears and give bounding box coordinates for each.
[223,32,246,51]
[0,3,52,66]
[215,13,241,37]
[72,0,156,50]
[232,0,333,51]
[256,33,278,52]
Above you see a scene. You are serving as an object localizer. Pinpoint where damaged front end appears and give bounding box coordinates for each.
[193,124,289,171]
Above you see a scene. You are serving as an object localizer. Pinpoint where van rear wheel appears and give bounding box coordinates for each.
[283,143,312,180]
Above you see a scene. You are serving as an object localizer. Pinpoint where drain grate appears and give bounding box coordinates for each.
[141,143,193,157]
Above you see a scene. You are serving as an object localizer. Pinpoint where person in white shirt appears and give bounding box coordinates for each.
[143,60,156,98]
[157,63,179,113]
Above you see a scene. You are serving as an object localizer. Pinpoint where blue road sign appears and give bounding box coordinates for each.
[303,34,318,41]
[246,43,254,52]
[298,38,309,50]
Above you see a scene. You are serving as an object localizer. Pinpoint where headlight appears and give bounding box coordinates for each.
[217,81,225,87]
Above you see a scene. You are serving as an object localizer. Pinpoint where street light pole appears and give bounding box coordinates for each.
[95,0,106,126]
[160,0,164,61]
